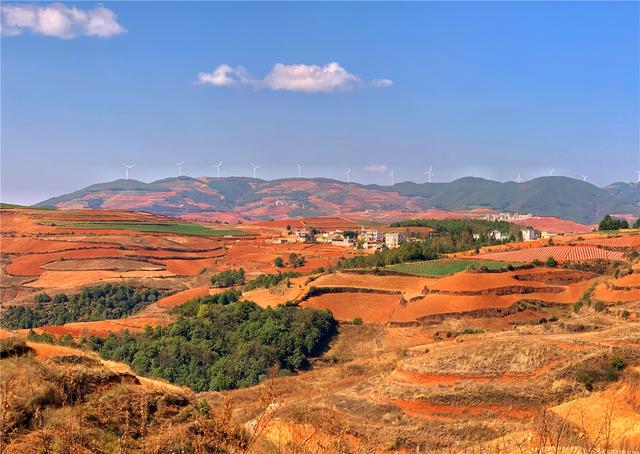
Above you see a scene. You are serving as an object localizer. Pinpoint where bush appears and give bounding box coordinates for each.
[210,269,245,287]
[576,356,627,391]
[352,317,363,325]
[545,257,557,267]
[532,259,543,266]
[593,301,606,312]
[573,301,583,313]
[274,257,285,268]
[34,293,52,303]
[0,338,31,358]
[288,253,306,268]
[622,310,630,319]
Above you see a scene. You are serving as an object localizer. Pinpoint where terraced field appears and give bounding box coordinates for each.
[388,258,525,276]
[479,245,626,263]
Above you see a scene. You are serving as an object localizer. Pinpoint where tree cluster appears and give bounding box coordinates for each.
[1,284,162,329]
[210,269,245,287]
[598,214,629,231]
[244,272,301,291]
[82,301,336,391]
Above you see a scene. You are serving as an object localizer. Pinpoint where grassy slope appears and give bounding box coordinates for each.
[388,258,525,276]
[50,221,245,236]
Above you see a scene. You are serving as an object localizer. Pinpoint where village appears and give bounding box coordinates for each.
[271,222,548,250]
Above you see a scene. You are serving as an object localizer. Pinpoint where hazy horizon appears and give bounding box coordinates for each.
[2,2,639,205]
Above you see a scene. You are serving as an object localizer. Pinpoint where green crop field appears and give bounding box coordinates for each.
[49,221,246,237]
[387,258,525,276]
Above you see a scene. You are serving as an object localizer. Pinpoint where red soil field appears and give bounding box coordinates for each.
[593,281,640,303]
[0,237,97,253]
[312,272,429,299]
[479,246,625,263]
[155,287,211,308]
[7,248,224,276]
[610,273,640,289]
[180,212,249,224]
[26,342,85,358]
[39,316,165,338]
[580,235,640,248]
[158,258,214,275]
[511,216,594,234]
[393,400,536,420]
[26,270,174,289]
[301,292,401,324]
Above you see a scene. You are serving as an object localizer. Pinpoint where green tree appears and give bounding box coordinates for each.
[274,257,284,268]
[210,269,245,287]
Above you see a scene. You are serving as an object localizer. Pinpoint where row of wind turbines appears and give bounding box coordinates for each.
[121,162,640,185]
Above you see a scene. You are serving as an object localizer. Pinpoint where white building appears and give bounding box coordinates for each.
[359,228,383,243]
[521,228,539,241]
[489,230,510,241]
[384,232,405,249]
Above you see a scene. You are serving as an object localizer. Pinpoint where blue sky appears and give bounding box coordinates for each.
[2,1,639,204]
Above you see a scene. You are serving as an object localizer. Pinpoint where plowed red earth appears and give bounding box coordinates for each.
[156,287,211,308]
[301,292,401,324]
[393,400,536,420]
[479,246,625,263]
[0,237,97,253]
[511,216,594,234]
[580,236,640,248]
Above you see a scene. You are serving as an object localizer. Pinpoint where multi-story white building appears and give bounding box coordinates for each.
[384,232,405,249]
[521,228,539,241]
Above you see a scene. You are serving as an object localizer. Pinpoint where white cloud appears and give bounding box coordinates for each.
[196,64,250,87]
[371,78,393,88]
[365,164,387,173]
[196,61,391,93]
[263,62,359,92]
[1,3,125,39]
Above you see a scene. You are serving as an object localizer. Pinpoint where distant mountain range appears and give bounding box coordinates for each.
[35,176,640,224]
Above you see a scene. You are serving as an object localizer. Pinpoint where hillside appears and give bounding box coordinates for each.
[36,176,639,224]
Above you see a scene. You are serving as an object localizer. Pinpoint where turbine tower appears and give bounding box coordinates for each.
[176,162,184,177]
[550,168,555,176]
[389,169,395,186]
[425,166,434,183]
[581,175,588,182]
[297,164,302,178]
[516,173,522,184]
[250,162,261,179]
[122,162,134,180]
[346,169,351,184]
[635,170,640,183]
[212,161,223,178]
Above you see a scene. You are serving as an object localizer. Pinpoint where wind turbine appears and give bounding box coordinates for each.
[516,173,522,184]
[297,164,303,178]
[550,168,555,176]
[425,166,434,183]
[176,162,184,177]
[389,169,395,186]
[212,161,223,178]
[250,162,261,179]
[122,162,134,180]
[581,175,588,182]
[346,169,351,184]
[634,170,640,183]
